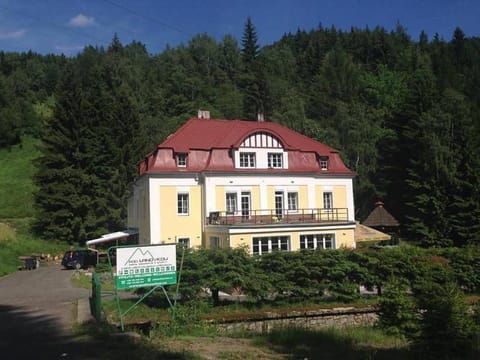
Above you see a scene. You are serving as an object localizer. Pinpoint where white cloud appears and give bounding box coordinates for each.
[68,14,96,27]
[0,29,27,39]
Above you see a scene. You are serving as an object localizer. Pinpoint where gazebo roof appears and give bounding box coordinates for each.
[355,223,391,243]
[363,201,399,228]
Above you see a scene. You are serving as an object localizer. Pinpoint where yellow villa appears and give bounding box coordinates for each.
[127,113,357,254]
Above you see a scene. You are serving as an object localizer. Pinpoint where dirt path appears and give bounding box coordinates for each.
[0,264,90,359]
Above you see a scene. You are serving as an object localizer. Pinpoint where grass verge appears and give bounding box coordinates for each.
[256,326,410,359]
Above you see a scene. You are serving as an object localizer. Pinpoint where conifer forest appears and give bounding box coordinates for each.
[1,19,479,247]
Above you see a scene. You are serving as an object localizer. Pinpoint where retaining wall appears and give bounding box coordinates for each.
[214,306,378,333]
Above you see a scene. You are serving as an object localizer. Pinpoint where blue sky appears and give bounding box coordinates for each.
[0,0,479,56]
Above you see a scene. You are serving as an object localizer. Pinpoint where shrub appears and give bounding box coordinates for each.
[414,281,478,358]
[377,279,419,338]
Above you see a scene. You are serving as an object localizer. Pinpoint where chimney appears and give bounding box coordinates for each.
[198,110,210,119]
[257,113,265,122]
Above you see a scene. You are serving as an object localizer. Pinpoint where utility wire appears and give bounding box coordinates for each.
[101,0,193,37]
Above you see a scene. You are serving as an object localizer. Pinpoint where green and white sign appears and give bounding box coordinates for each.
[116,244,177,290]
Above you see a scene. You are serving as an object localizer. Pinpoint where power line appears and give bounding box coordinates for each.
[101,0,193,38]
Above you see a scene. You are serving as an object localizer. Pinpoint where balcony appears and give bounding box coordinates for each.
[206,208,349,226]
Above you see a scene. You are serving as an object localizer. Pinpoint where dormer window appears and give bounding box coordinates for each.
[235,132,288,169]
[320,156,329,171]
[239,152,256,168]
[177,153,187,167]
[268,153,283,168]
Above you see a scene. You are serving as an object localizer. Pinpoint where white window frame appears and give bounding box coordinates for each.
[225,192,237,214]
[300,234,335,250]
[239,152,256,168]
[287,192,298,212]
[177,153,187,167]
[177,193,189,215]
[323,192,333,210]
[268,152,283,168]
[320,159,328,170]
[252,236,290,255]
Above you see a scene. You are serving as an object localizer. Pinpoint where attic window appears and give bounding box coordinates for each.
[319,156,329,171]
[239,152,256,168]
[268,153,283,168]
[177,153,187,167]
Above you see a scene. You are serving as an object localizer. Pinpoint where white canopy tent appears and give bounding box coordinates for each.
[86,229,138,247]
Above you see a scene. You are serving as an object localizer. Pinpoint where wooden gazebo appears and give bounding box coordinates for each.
[363,201,399,231]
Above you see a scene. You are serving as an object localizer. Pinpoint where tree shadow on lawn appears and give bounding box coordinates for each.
[259,327,412,360]
[0,305,195,360]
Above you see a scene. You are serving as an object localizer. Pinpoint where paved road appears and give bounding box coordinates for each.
[0,264,91,359]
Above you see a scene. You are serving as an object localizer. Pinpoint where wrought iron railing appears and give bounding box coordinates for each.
[206,208,349,226]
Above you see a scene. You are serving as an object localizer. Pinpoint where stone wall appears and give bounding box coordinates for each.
[214,306,378,333]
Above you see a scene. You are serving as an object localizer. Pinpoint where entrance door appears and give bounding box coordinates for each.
[275,191,284,219]
[241,192,251,219]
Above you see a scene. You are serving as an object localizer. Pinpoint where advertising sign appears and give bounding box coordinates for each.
[115,244,177,290]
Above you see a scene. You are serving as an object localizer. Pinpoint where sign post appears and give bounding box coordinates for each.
[107,243,180,331]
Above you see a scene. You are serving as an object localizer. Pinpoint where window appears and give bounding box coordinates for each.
[226,193,237,213]
[268,153,283,168]
[320,159,328,170]
[177,237,190,248]
[241,192,251,219]
[287,192,298,211]
[210,236,219,248]
[177,153,187,167]
[239,152,255,168]
[300,234,335,249]
[252,236,290,255]
[177,193,189,215]
[323,192,333,209]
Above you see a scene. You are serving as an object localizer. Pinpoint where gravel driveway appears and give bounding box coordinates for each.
[0,264,91,359]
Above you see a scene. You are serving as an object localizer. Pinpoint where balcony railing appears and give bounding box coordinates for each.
[206,208,349,226]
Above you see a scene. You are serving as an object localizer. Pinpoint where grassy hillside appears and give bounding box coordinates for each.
[0,219,65,276]
[0,137,39,218]
[0,138,66,275]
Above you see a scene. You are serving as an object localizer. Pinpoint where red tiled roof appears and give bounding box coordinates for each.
[139,118,354,175]
[160,118,335,153]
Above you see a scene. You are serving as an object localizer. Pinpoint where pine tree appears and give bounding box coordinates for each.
[402,53,453,246]
[34,47,145,244]
[241,17,259,67]
[108,33,123,54]
[443,90,480,246]
[34,63,97,244]
[240,16,269,119]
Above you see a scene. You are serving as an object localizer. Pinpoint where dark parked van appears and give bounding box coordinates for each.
[61,250,97,269]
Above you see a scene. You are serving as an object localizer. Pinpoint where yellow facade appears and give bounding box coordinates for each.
[298,185,308,208]
[158,185,203,247]
[214,185,261,212]
[333,185,347,208]
[251,185,261,210]
[316,185,347,208]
